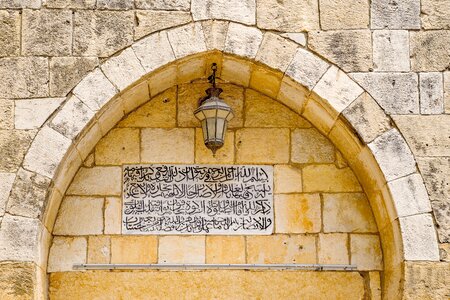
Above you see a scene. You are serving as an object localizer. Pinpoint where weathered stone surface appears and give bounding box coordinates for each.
[275,194,321,233]
[192,0,255,25]
[0,0,40,8]
[87,236,110,264]
[323,193,377,233]
[135,10,191,40]
[247,235,316,263]
[0,172,14,215]
[318,233,349,264]
[373,30,410,71]
[410,31,450,71]
[393,115,450,157]
[74,10,134,57]
[95,128,140,165]
[201,20,228,50]
[350,234,382,270]
[257,0,319,31]
[15,98,64,130]
[48,237,87,272]
[430,199,450,243]
[224,23,262,59]
[291,128,335,164]
[102,48,145,91]
[0,130,35,172]
[303,165,362,192]
[0,262,35,300]
[0,100,13,129]
[0,10,20,56]
[399,214,440,261]
[371,0,420,29]
[206,236,245,264]
[421,0,450,29]
[111,236,157,264]
[141,128,194,163]
[445,72,450,113]
[308,30,372,72]
[274,165,302,194]
[133,32,174,74]
[319,0,369,29]
[0,214,39,261]
[255,33,298,72]
[351,72,419,114]
[0,57,48,98]
[280,32,307,46]
[96,0,132,9]
[419,72,444,114]
[195,129,234,164]
[135,0,190,10]
[221,56,252,86]
[404,262,450,299]
[236,128,289,164]
[43,0,95,8]
[67,167,122,196]
[167,23,207,59]
[148,65,177,96]
[159,236,205,263]
[104,197,121,234]
[6,168,50,218]
[22,9,72,56]
[286,48,329,90]
[249,65,283,98]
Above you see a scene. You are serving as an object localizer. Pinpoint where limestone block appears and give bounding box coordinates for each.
[135,10,192,40]
[445,72,450,113]
[388,173,432,220]
[244,89,309,128]
[308,30,372,72]
[256,0,319,31]
[6,168,50,219]
[135,0,190,10]
[0,10,19,56]
[404,262,450,300]
[206,236,246,264]
[224,23,263,59]
[291,128,334,164]
[439,243,450,261]
[280,33,307,46]
[73,68,118,111]
[43,0,95,8]
[342,92,391,144]
[285,48,329,90]
[167,23,207,59]
[159,236,205,263]
[96,0,132,9]
[0,100,13,129]
[422,0,450,29]
[177,56,206,84]
[48,237,87,272]
[275,194,321,233]
[419,72,444,114]
[201,20,228,51]
[101,49,145,91]
[410,31,450,71]
[0,173,14,215]
[318,233,349,264]
[22,9,72,56]
[313,66,363,113]
[0,0,40,8]
[111,236,158,264]
[73,10,134,57]
[0,214,40,262]
[221,56,252,87]
[393,115,450,157]
[255,33,298,72]
[277,77,308,115]
[192,0,255,25]
[417,157,450,202]
[247,235,316,264]
[0,130,35,172]
[23,126,72,178]
[15,98,64,130]
[303,165,362,192]
[371,0,420,29]
[104,197,121,234]
[0,262,35,300]
[399,214,440,261]
[87,236,110,264]
[323,193,377,233]
[141,128,194,163]
[195,129,234,164]
[148,65,177,96]
[351,72,419,114]
[369,272,382,300]
[121,81,151,114]
[67,167,122,196]
[74,122,102,160]
[274,165,302,194]
[53,196,103,235]
[131,34,173,75]
[0,57,48,98]
[235,128,289,164]
[319,0,369,30]
[373,30,410,72]
[249,65,283,99]
[95,128,140,165]
[350,234,382,270]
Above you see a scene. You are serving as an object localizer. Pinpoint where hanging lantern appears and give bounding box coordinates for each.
[194,63,234,156]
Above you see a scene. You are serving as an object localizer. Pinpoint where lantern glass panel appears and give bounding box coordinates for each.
[215,117,225,139]
[206,118,216,140]
[201,120,208,141]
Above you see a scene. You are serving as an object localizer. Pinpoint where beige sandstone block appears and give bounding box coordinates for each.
[87,236,110,264]
[303,165,362,192]
[177,56,206,84]
[96,0,133,10]
[275,194,321,233]
[53,196,104,235]
[221,56,252,87]
[159,236,205,263]
[111,236,157,264]
[0,173,15,215]
[224,23,263,59]
[201,20,228,50]
[255,32,298,72]
[192,0,255,25]
[286,48,329,91]
[0,262,35,300]
[323,193,377,233]
[369,272,382,300]
[249,65,282,99]
[247,235,316,264]
[403,262,450,300]
[421,0,450,29]
[95,128,140,165]
[0,10,20,56]
[206,236,246,264]
[419,72,444,114]
[96,96,125,135]
[0,130,35,172]
[135,0,190,10]
[276,77,309,115]
[75,122,102,160]
[121,81,151,114]
[291,128,334,164]
[350,234,383,270]
[48,237,87,272]
[141,128,194,163]
[132,32,175,74]
[302,97,338,134]
[319,0,369,30]
[410,31,450,72]
[195,129,234,164]
[44,0,96,9]
[318,233,349,264]
[236,128,289,164]
[148,65,177,96]
[371,0,420,29]
[0,100,13,129]
[372,30,410,72]
[134,10,192,40]
[104,197,122,234]
[15,98,64,130]
[274,165,302,194]
[67,167,122,196]
[167,23,207,59]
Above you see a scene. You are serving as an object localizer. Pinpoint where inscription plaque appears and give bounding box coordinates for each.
[122,164,274,235]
